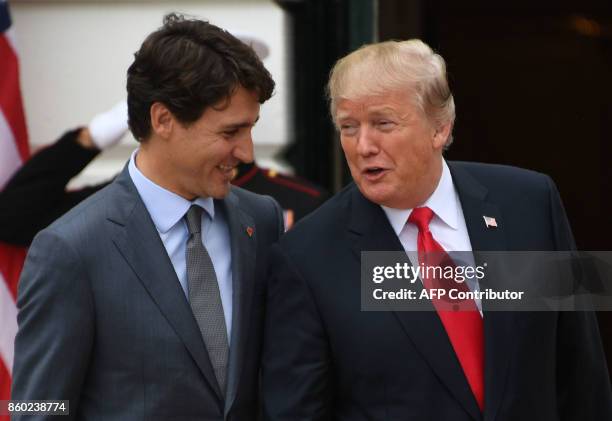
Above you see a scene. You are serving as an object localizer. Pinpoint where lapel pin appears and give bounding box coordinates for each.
[483,216,498,229]
[246,226,254,237]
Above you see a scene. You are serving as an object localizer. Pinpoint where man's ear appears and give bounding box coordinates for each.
[432,120,453,149]
[150,102,174,139]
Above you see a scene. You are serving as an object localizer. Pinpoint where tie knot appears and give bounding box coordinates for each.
[408,206,434,232]
[185,205,203,235]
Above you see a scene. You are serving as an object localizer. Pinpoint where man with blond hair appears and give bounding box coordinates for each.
[262,39,612,420]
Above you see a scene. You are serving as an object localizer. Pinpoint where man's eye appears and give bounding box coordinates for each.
[377,121,395,130]
[340,125,358,135]
[222,129,239,138]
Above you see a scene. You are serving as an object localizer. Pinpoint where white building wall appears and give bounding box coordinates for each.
[11,0,291,187]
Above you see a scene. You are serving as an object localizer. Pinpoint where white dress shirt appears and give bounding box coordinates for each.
[128,150,234,340]
[381,159,482,312]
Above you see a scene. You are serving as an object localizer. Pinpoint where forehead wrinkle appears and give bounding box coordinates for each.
[335,98,366,121]
[364,93,421,122]
[338,101,406,119]
[335,90,418,125]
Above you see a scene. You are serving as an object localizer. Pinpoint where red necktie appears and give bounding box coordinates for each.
[408,207,485,411]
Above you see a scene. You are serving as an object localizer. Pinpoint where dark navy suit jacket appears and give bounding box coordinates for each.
[262,161,612,420]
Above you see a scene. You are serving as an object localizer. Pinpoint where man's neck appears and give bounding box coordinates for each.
[135,144,196,201]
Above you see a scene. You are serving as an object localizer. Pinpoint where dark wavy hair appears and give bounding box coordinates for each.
[127,13,275,141]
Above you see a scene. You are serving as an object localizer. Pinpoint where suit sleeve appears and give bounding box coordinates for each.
[0,129,107,246]
[262,244,332,420]
[11,229,94,421]
[546,176,612,419]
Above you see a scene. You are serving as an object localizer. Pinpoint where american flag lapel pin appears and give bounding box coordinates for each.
[246,226,254,237]
[483,216,498,229]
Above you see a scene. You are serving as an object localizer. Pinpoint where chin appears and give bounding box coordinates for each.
[358,184,392,207]
[208,184,232,199]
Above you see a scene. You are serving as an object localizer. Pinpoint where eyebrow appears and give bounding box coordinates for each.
[220,115,260,130]
[335,113,353,122]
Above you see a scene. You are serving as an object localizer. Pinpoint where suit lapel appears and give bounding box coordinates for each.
[449,163,517,421]
[222,191,257,416]
[449,163,506,254]
[348,186,482,421]
[107,167,224,403]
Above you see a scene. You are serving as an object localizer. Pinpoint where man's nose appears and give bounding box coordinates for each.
[234,132,254,163]
[355,126,379,156]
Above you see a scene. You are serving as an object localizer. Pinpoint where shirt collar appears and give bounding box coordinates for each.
[381,159,460,235]
[128,149,215,233]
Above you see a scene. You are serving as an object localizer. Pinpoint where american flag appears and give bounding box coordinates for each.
[483,215,498,229]
[0,0,30,411]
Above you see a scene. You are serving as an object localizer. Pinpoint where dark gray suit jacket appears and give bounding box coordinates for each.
[12,165,284,420]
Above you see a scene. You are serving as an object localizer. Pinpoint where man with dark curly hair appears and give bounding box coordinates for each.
[12,14,283,420]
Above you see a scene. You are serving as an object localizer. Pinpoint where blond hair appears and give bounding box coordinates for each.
[327,39,455,146]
